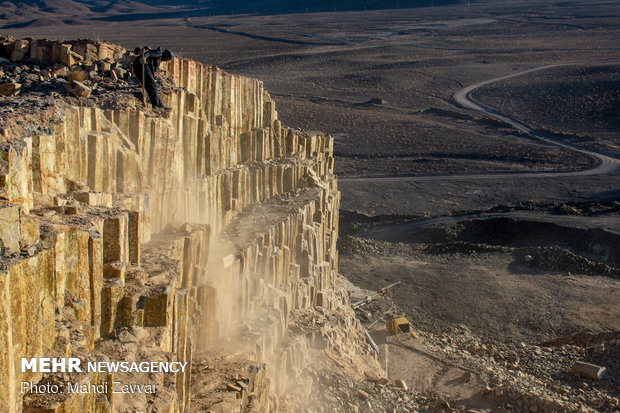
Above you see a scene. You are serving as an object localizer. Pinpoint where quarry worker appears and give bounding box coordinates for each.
[133,47,174,109]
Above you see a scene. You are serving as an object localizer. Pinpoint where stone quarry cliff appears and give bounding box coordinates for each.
[0,37,382,412]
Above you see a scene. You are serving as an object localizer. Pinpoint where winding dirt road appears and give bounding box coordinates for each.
[339,63,620,183]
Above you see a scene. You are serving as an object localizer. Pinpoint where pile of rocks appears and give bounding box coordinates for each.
[423,325,620,412]
[517,246,620,278]
[294,368,449,413]
[0,36,136,100]
[0,37,178,142]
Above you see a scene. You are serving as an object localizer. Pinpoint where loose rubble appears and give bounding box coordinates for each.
[421,325,620,412]
[0,35,177,145]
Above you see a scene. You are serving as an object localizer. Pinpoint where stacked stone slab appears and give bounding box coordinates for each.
[0,36,125,66]
[0,39,375,413]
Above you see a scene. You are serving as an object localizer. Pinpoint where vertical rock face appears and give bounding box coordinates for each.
[0,38,378,413]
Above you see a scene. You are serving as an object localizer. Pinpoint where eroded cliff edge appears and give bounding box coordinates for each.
[0,37,382,412]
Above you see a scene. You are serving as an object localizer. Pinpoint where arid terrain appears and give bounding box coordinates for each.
[2,0,620,411]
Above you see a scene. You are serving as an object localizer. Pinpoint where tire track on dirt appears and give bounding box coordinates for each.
[340,62,620,183]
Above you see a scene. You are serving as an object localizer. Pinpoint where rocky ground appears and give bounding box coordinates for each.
[340,200,620,412]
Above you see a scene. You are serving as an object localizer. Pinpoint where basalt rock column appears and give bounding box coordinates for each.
[0,37,379,413]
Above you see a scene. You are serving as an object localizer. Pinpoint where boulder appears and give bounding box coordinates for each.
[65,80,92,98]
[0,82,21,96]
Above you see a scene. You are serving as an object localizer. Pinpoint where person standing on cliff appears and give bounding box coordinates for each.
[132,47,174,110]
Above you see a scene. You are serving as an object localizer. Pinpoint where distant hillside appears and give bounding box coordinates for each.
[139,0,466,12]
[103,0,465,11]
[0,0,467,28]
[0,0,161,28]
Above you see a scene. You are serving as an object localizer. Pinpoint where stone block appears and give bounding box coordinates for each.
[6,139,33,212]
[0,270,16,411]
[59,44,73,66]
[127,210,140,265]
[72,191,96,205]
[87,133,105,192]
[0,82,20,96]
[173,288,189,354]
[65,80,92,98]
[0,204,20,253]
[255,129,266,162]
[240,131,252,162]
[97,60,112,72]
[144,288,173,327]
[134,309,145,326]
[12,39,29,52]
[64,230,94,328]
[88,233,103,329]
[53,65,68,78]
[117,295,139,328]
[32,134,58,195]
[103,261,126,283]
[103,214,128,264]
[54,197,67,206]
[64,205,79,214]
[113,67,126,78]
[9,49,26,62]
[100,279,123,337]
[70,50,84,62]
[73,191,113,207]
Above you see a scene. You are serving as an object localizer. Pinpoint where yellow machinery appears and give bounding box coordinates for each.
[352,281,401,309]
[386,312,418,340]
[353,281,418,344]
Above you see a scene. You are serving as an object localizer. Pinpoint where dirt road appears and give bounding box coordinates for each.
[341,62,620,184]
